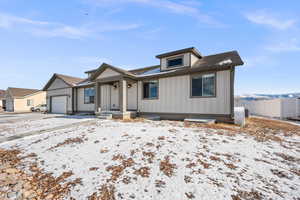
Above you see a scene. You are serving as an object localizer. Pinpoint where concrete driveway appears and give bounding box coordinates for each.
[0,113,48,123]
[0,113,96,143]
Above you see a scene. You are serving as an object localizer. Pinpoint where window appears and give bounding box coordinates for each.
[143,80,158,99]
[27,99,33,106]
[191,73,216,97]
[167,56,183,68]
[84,87,95,104]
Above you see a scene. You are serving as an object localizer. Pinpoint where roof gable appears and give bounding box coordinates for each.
[0,90,5,99]
[43,73,83,91]
[6,87,40,98]
[89,63,136,81]
[156,47,202,59]
[97,68,121,79]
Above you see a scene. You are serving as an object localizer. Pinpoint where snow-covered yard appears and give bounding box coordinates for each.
[0,117,299,200]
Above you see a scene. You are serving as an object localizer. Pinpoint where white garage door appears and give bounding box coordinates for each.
[51,96,67,114]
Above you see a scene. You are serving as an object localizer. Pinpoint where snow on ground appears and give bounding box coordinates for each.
[1,119,299,199]
[0,115,95,141]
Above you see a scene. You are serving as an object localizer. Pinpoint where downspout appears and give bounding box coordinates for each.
[137,81,139,114]
[72,88,74,114]
[230,66,235,120]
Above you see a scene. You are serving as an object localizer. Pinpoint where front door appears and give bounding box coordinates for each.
[110,83,119,110]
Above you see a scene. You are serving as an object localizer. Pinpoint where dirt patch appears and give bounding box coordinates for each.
[246,118,300,135]
[106,156,135,182]
[231,189,263,200]
[48,137,84,150]
[185,192,195,199]
[89,167,99,171]
[142,151,155,163]
[134,167,150,178]
[198,159,211,169]
[160,156,176,177]
[88,184,116,200]
[274,152,299,163]
[184,175,193,183]
[0,148,82,200]
[270,169,293,179]
[186,117,300,143]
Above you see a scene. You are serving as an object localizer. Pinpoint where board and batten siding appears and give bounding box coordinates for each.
[77,87,95,112]
[127,83,138,110]
[111,85,119,110]
[48,78,69,90]
[138,70,231,115]
[97,68,120,79]
[100,84,111,111]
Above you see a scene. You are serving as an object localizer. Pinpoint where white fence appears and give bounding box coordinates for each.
[235,98,300,119]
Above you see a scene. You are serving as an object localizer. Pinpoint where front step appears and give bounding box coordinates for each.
[184,118,216,124]
[97,113,113,120]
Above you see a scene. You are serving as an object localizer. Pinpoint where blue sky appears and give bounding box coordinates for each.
[0,0,299,95]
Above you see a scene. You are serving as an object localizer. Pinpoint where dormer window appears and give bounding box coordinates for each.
[167,56,183,68]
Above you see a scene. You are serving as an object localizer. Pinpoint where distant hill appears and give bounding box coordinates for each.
[236,93,300,100]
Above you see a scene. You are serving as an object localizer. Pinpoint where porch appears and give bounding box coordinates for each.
[94,77,138,119]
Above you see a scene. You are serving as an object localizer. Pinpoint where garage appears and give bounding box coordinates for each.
[51,96,67,114]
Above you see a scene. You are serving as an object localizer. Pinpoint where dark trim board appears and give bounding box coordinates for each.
[138,112,233,123]
[230,67,235,119]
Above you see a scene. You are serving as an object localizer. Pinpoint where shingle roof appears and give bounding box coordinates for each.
[156,47,202,59]
[129,65,160,75]
[0,90,5,99]
[193,50,243,68]
[55,74,84,86]
[7,87,40,98]
[43,73,84,91]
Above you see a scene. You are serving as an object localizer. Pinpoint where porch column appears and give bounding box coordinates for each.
[95,82,101,112]
[119,79,127,113]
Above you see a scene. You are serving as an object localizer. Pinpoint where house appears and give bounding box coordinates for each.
[43,47,244,122]
[42,74,84,114]
[0,89,6,111]
[5,87,46,112]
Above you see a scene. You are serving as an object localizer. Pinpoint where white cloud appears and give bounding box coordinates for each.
[245,11,296,30]
[29,25,91,39]
[0,13,49,28]
[265,38,300,52]
[0,12,141,39]
[85,0,220,25]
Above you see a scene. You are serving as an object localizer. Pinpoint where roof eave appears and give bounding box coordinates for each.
[155,47,202,59]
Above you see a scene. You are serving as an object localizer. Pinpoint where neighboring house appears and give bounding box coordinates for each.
[5,87,46,112]
[0,89,6,110]
[43,47,244,122]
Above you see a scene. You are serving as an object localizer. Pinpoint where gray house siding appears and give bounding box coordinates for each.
[46,78,73,114]
[137,70,231,117]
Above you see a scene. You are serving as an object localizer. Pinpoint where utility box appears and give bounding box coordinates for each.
[234,107,246,127]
